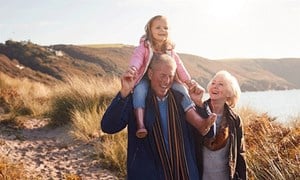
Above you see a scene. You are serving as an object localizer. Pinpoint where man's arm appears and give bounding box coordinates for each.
[120,67,136,98]
[186,80,216,137]
[101,70,136,134]
[101,92,132,134]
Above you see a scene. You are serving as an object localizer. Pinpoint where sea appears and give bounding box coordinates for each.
[205,89,300,123]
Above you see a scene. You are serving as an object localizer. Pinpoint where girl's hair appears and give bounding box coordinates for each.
[144,15,175,52]
[207,70,241,108]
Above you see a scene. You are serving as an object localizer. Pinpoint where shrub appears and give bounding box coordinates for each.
[0,156,27,179]
[242,108,300,180]
[47,75,118,135]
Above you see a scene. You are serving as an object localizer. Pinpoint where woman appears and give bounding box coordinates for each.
[192,70,247,180]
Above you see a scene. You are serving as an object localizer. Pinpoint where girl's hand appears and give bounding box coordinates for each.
[188,80,205,106]
[185,79,193,88]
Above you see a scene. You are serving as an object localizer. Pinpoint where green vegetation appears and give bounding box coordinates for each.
[0,73,299,179]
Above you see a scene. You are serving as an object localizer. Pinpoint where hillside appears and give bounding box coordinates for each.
[0,40,299,91]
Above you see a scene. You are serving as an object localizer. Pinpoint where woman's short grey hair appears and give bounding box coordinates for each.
[207,70,241,108]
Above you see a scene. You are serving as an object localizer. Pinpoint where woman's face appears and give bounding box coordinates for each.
[150,17,169,43]
[208,75,230,102]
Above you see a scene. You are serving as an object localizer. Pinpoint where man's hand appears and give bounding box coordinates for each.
[120,67,137,98]
[188,79,205,107]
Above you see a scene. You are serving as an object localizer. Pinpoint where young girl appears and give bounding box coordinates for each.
[128,15,213,138]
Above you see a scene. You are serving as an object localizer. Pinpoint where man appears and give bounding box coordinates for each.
[101,53,216,180]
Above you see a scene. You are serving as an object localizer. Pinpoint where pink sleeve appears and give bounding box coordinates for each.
[129,42,146,71]
[173,51,191,83]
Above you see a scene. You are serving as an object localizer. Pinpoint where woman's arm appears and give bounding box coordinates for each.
[235,116,247,180]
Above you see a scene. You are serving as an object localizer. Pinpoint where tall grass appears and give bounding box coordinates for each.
[0,155,27,179]
[1,74,121,178]
[94,131,127,178]
[0,72,52,117]
[240,107,300,180]
[47,75,120,140]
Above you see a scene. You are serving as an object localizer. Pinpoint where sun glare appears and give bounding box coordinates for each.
[205,0,246,20]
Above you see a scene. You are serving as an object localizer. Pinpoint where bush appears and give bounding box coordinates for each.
[242,109,300,180]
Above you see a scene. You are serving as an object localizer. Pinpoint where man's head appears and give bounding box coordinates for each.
[147,53,177,99]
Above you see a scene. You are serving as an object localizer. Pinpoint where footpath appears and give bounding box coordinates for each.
[0,116,119,180]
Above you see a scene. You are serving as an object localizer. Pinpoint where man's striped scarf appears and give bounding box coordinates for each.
[151,90,189,180]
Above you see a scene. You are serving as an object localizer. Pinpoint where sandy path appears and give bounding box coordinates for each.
[0,117,119,180]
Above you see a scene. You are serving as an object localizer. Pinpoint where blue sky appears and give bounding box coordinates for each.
[1,0,300,59]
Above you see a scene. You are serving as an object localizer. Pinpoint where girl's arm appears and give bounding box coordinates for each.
[128,40,150,84]
[129,41,147,71]
[172,51,191,83]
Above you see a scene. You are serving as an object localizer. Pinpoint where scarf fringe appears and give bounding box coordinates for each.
[152,90,189,180]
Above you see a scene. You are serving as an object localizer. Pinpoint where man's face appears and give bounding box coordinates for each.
[148,62,176,99]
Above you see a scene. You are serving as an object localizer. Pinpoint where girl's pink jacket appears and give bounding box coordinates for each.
[129,38,191,85]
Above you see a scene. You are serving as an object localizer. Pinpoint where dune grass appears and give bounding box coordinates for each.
[239,107,300,180]
[0,73,299,179]
[94,130,127,178]
[0,155,28,179]
[46,75,119,139]
[0,72,52,117]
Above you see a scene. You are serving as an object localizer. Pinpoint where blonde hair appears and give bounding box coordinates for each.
[207,70,241,108]
[144,15,175,52]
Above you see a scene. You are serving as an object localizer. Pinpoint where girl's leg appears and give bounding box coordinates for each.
[133,78,149,138]
[171,81,194,111]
